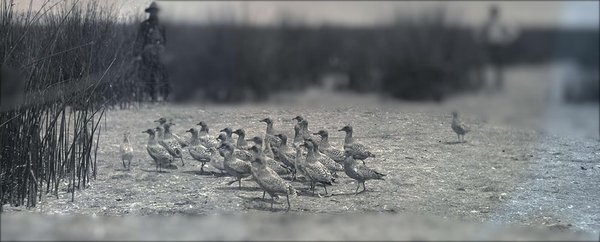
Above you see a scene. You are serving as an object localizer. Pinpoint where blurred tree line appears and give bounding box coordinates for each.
[162,11,598,103]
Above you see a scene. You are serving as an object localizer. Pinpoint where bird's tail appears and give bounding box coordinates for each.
[367,151,376,158]
[374,171,386,180]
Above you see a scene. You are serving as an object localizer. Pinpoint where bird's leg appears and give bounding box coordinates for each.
[355,182,360,195]
[122,159,127,168]
[362,160,365,165]
[457,134,460,143]
[128,159,132,169]
[200,163,205,173]
[181,157,185,166]
[238,179,242,188]
[263,191,266,199]
[270,195,274,210]
[324,184,328,195]
[362,182,367,193]
[286,194,291,211]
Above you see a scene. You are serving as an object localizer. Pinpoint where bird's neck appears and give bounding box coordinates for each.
[199,127,209,136]
[236,134,246,148]
[293,126,302,142]
[306,148,316,162]
[320,135,330,148]
[344,131,353,145]
[147,135,157,145]
[265,123,273,134]
[163,127,172,139]
[223,151,233,161]
[190,132,200,146]
[343,155,355,167]
[263,139,274,156]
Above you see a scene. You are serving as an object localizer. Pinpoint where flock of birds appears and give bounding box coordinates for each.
[119,112,470,211]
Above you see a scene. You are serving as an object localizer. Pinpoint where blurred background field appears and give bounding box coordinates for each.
[1,0,598,240]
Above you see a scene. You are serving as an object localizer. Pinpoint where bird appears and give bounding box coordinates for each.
[313,130,345,164]
[274,133,296,160]
[300,141,335,196]
[307,139,343,176]
[233,128,251,150]
[292,116,305,148]
[259,117,282,148]
[338,125,375,164]
[187,128,212,173]
[299,119,314,140]
[155,117,189,148]
[248,137,291,176]
[142,128,174,172]
[451,111,470,143]
[119,132,134,169]
[196,121,219,148]
[207,147,226,175]
[250,155,296,211]
[221,132,253,161]
[218,142,252,188]
[272,134,299,180]
[157,122,185,166]
[342,150,385,195]
[219,127,234,143]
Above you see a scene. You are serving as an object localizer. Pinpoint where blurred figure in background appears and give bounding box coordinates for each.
[135,1,169,102]
[479,4,518,91]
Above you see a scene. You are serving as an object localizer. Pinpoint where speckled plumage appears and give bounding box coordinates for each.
[308,139,343,174]
[219,142,252,188]
[260,118,282,149]
[339,125,375,162]
[301,141,334,196]
[157,122,185,166]
[250,156,296,210]
[314,130,345,164]
[143,129,174,172]
[343,151,385,195]
[187,128,212,172]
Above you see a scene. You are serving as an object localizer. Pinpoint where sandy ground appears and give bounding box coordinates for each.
[1,62,599,240]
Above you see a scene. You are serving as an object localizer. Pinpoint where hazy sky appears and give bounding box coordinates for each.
[14,0,600,28]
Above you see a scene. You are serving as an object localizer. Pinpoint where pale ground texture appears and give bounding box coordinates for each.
[1,62,599,241]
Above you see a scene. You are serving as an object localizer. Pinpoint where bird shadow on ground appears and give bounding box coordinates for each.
[443,141,464,145]
[180,170,215,176]
[139,168,171,173]
[215,186,264,192]
[237,194,276,204]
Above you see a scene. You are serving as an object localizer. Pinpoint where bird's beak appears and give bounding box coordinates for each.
[153,119,160,123]
[337,128,344,131]
[312,132,319,135]
[185,129,192,133]
[219,128,226,132]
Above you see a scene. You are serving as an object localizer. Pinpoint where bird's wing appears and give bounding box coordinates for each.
[147,145,173,162]
[356,164,385,180]
[258,174,290,194]
[173,133,190,147]
[229,159,252,174]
